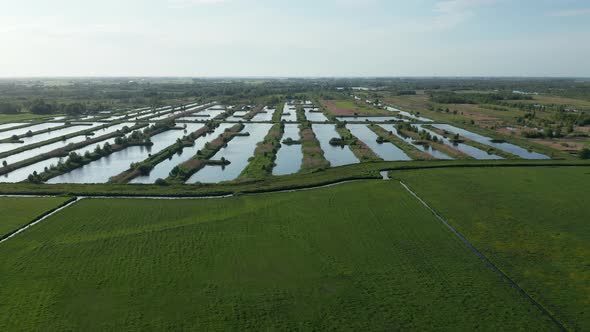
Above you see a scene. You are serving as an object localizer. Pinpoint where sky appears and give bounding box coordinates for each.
[1,0,589,77]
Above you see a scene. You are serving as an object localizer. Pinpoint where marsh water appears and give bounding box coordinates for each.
[186,123,272,183]
[304,107,329,122]
[0,122,64,141]
[385,106,434,122]
[0,123,100,154]
[335,116,402,123]
[47,123,204,183]
[0,123,28,131]
[273,124,302,175]
[1,123,132,165]
[281,104,298,122]
[312,124,359,167]
[432,124,549,159]
[415,125,503,160]
[347,124,411,161]
[378,124,453,160]
[131,123,236,183]
[250,107,275,122]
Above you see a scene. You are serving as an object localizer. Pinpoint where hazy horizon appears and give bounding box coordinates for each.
[2,0,589,77]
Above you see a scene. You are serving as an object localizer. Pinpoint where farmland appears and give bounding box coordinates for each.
[0,78,589,330]
[0,196,72,238]
[0,181,557,330]
[394,167,590,331]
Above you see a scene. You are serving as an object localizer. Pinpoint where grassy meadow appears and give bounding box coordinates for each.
[0,196,72,238]
[0,181,556,330]
[394,167,590,331]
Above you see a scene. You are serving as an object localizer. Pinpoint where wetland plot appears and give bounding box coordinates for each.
[0,182,555,330]
[395,167,590,331]
[347,124,411,161]
[432,124,549,159]
[415,124,503,160]
[130,124,233,184]
[273,124,302,175]
[312,124,359,167]
[186,123,273,183]
[48,124,203,184]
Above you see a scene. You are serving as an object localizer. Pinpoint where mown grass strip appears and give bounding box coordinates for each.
[272,102,285,122]
[368,124,434,160]
[239,123,284,180]
[299,121,330,172]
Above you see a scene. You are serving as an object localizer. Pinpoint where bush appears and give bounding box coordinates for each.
[155,178,169,186]
[579,148,590,160]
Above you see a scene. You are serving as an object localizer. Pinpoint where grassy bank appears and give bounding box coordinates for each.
[239,123,284,180]
[0,159,588,196]
[299,121,330,172]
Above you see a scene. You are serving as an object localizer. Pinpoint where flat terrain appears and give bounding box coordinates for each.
[321,99,390,116]
[394,167,590,330]
[0,196,72,238]
[0,181,554,330]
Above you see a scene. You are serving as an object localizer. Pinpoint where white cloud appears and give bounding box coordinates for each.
[549,8,590,17]
[168,0,230,8]
[430,0,498,29]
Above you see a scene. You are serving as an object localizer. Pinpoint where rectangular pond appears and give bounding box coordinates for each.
[0,124,100,154]
[273,124,302,176]
[0,123,135,165]
[281,104,298,122]
[347,124,411,161]
[250,107,275,122]
[304,107,329,122]
[385,106,434,122]
[312,124,359,167]
[47,123,204,184]
[186,123,273,183]
[0,123,28,131]
[432,124,550,159]
[378,124,453,160]
[335,116,403,123]
[415,125,503,160]
[0,122,64,141]
[224,111,249,122]
[130,124,235,184]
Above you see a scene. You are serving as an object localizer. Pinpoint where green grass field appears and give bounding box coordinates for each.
[394,167,590,330]
[0,182,555,330]
[0,113,57,124]
[0,196,72,238]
